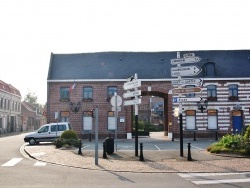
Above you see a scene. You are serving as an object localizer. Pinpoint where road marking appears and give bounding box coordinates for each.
[178,172,250,178]
[32,152,46,157]
[191,145,203,150]
[2,158,23,166]
[154,145,161,150]
[193,178,250,185]
[34,161,47,166]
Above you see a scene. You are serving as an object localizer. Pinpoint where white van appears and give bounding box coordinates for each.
[24,122,72,145]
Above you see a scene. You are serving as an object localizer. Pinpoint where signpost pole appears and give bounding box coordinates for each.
[94,108,99,165]
[134,74,139,157]
[115,93,118,152]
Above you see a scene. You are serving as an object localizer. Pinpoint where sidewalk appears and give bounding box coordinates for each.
[23,132,250,173]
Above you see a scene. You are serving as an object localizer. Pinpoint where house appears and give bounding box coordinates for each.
[0,80,22,133]
[21,101,44,131]
[47,50,250,139]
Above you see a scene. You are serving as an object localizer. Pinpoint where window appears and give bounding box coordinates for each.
[60,111,70,122]
[83,111,93,131]
[51,124,66,132]
[185,110,196,130]
[4,99,6,109]
[228,84,238,100]
[0,98,3,109]
[207,109,218,130]
[0,118,2,128]
[185,85,195,97]
[83,87,93,101]
[108,111,116,130]
[38,126,49,133]
[107,86,117,101]
[60,87,70,101]
[203,62,215,77]
[207,85,217,101]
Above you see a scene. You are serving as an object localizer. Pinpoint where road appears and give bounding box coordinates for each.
[0,133,250,188]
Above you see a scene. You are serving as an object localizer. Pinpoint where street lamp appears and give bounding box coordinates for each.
[197,99,208,113]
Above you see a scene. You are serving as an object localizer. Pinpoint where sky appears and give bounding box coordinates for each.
[0,0,250,104]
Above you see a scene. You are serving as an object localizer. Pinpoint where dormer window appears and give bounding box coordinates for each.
[203,62,216,77]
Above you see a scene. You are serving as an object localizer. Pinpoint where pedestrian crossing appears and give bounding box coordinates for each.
[178,172,250,185]
[1,158,47,167]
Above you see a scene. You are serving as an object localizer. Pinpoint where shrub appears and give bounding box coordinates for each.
[54,138,65,148]
[61,130,78,140]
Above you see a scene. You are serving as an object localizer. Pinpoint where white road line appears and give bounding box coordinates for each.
[2,158,23,166]
[34,161,47,166]
[31,152,46,157]
[193,178,250,185]
[178,172,250,178]
[154,145,161,150]
[191,145,203,150]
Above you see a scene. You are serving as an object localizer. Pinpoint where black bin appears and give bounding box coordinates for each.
[105,137,114,154]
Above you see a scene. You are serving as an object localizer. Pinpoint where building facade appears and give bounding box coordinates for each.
[47,50,250,138]
[0,80,22,133]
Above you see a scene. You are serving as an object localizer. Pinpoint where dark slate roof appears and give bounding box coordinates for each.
[47,50,250,80]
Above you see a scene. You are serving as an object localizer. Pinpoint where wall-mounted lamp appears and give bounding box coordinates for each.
[197,100,208,113]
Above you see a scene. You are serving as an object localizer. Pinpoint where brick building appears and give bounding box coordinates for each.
[47,50,250,138]
[0,80,22,133]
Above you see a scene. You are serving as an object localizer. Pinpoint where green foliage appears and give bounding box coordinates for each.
[243,126,250,140]
[61,130,78,140]
[54,138,65,148]
[207,133,250,156]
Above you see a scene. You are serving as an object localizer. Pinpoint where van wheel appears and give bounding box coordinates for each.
[29,138,36,145]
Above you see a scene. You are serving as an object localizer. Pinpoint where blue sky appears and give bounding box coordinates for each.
[0,0,249,104]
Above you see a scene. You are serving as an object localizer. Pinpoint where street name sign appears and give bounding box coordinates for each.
[170,56,201,65]
[171,78,203,86]
[171,87,202,94]
[173,97,202,103]
[171,65,202,77]
[123,80,141,90]
[123,90,141,98]
[123,99,141,106]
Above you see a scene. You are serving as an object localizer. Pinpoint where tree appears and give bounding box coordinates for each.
[24,91,43,108]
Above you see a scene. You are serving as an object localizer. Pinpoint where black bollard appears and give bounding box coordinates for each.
[193,132,196,141]
[89,133,92,142]
[103,141,107,159]
[78,139,82,155]
[139,143,144,161]
[215,131,218,141]
[187,142,192,161]
[172,133,174,141]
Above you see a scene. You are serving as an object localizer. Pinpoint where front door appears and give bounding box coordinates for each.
[232,110,243,134]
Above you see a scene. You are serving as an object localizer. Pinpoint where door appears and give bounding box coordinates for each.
[232,110,243,134]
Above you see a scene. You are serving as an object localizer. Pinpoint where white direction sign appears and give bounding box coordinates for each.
[123,99,141,106]
[171,65,202,77]
[123,80,141,90]
[171,78,203,86]
[110,95,123,107]
[173,97,202,103]
[123,90,141,98]
[171,56,201,65]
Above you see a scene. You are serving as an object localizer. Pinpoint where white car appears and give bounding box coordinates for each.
[24,122,72,145]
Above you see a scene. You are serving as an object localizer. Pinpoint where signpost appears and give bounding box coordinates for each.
[171,56,201,65]
[171,65,202,77]
[123,73,141,157]
[171,78,203,86]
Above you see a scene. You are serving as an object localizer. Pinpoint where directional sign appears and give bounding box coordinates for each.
[172,97,202,103]
[171,65,202,77]
[171,78,203,86]
[123,99,141,106]
[170,56,201,65]
[123,80,141,90]
[171,87,202,94]
[123,90,141,98]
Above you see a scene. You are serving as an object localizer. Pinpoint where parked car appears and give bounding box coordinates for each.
[24,122,72,145]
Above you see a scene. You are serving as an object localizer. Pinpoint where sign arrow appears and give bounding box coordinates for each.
[172,97,202,103]
[171,87,202,94]
[171,78,203,86]
[171,65,202,77]
[171,56,202,65]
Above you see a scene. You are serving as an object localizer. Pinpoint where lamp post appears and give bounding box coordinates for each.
[197,99,208,113]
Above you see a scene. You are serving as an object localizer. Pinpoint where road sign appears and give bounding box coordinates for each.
[170,56,201,65]
[123,90,141,98]
[123,80,141,90]
[171,78,203,86]
[171,87,202,94]
[110,95,122,107]
[171,65,202,77]
[172,97,202,103]
[123,99,141,106]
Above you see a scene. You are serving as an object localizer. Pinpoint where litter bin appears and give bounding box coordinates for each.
[105,137,114,154]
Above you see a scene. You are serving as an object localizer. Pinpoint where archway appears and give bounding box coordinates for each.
[141,91,169,136]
